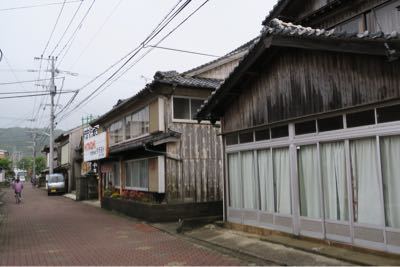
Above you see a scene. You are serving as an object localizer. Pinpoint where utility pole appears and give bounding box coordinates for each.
[32,133,37,180]
[49,56,56,175]
[35,56,57,175]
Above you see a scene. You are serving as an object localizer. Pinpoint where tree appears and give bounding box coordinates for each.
[17,157,32,171]
[0,157,14,178]
[34,156,46,175]
[16,156,47,176]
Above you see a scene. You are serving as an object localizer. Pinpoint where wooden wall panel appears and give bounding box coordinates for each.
[223,48,400,133]
[166,123,223,203]
[196,59,241,80]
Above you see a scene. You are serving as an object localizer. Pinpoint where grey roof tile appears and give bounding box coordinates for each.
[154,71,222,89]
[197,19,400,119]
[265,19,400,41]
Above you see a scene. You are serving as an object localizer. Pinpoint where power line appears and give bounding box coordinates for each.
[104,0,211,94]
[0,90,76,95]
[0,77,64,86]
[33,0,67,129]
[0,0,83,12]
[41,0,67,56]
[56,0,97,65]
[0,91,75,100]
[2,55,27,93]
[49,0,84,56]
[55,0,188,118]
[58,0,198,121]
[58,0,210,123]
[145,45,220,58]
[69,0,123,69]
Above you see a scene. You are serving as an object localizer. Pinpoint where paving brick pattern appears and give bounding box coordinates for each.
[0,187,242,266]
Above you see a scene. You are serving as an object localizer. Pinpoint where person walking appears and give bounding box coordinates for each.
[12,178,23,204]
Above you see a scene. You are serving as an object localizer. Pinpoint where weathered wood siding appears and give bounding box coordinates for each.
[196,59,241,80]
[316,0,398,30]
[223,48,400,133]
[278,0,394,32]
[164,93,223,203]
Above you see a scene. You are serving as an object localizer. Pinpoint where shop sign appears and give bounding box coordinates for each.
[83,131,108,162]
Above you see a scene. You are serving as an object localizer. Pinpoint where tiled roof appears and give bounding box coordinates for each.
[154,71,222,89]
[264,19,400,40]
[197,19,400,120]
[261,0,345,26]
[262,0,291,26]
[182,37,259,76]
[91,71,221,125]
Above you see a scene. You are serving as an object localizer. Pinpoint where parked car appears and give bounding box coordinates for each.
[47,174,65,195]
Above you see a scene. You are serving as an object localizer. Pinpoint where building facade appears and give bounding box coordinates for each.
[54,126,83,193]
[197,7,400,255]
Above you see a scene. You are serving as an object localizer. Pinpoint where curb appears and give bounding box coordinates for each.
[150,223,283,266]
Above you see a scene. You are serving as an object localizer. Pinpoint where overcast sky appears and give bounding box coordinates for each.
[0,0,277,131]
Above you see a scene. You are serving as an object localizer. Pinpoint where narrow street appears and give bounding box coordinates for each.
[0,186,250,266]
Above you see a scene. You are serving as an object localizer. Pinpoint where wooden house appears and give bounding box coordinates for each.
[91,44,252,221]
[263,0,400,33]
[197,2,400,254]
[54,126,83,193]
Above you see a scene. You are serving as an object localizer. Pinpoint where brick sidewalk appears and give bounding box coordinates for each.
[0,186,245,266]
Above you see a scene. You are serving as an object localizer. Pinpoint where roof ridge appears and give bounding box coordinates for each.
[182,36,260,76]
[264,18,400,40]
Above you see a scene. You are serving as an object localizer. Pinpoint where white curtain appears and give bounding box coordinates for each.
[273,148,291,214]
[126,107,149,139]
[258,150,274,212]
[228,153,241,208]
[298,145,322,218]
[321,142,348,221]
[242,151,258,209]
[380,136,400,228]
[350,138,381,225]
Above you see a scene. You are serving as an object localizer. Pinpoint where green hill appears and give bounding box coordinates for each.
[0,127,64,159]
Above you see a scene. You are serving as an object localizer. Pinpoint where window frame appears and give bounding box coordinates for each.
[124,106,150,141]
[108,120,124,146]
[171,96,207,123]
[124,158,150,191]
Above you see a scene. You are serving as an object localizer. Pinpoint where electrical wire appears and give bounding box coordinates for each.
[0,77,63,86]
[55,0,188,118]
[91,0,211,104]
[57,0,195,121]
[57,0,210,123]
[68,0,123,69]
[33,0,67,128]
[56,0,97,65]
[49,0,85,56]
[0,90,74,95]
[0,0,82,12]
[41,0,67,56]
[0,91,74,100]
[145,45,220,58]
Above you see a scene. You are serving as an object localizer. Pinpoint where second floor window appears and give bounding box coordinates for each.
[173,97,205,120]
[125,107,149,140]
[109,120,123,145]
